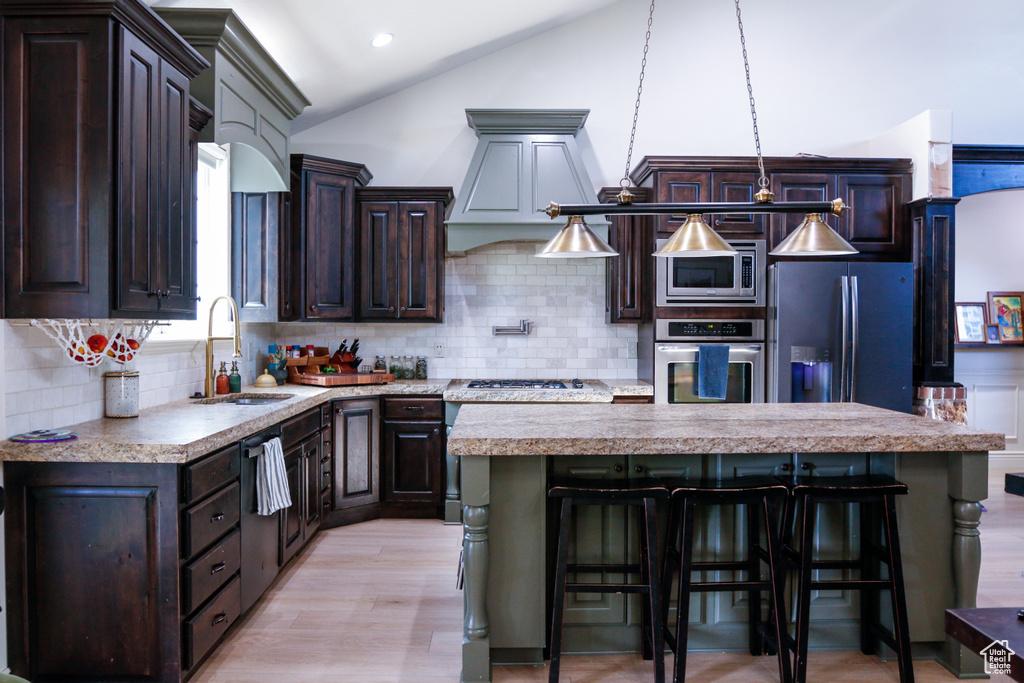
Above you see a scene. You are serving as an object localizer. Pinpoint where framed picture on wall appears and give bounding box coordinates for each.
[988,292,1024,343]
[986,324,1001,344]
[954,302,988,343]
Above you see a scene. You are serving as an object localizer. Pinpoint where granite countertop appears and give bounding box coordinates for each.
[441,379,652,403]
[446,402,1006,456]
[0,380,449,465]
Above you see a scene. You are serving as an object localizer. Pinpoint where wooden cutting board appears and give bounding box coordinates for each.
[288,372,395,387]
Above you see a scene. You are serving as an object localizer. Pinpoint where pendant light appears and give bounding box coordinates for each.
[540,0,857,257]
[771,213,858,256]
[536,215,618,258]
[654,215,735,257]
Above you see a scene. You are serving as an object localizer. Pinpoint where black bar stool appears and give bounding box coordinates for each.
[777,474,913,683]
[548,476,670,683]
[661,476,792,683]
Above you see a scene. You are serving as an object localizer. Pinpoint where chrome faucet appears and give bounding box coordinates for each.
[205,295,243,397]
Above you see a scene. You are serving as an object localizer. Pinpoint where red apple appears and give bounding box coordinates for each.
[126,338,139,350]
[87,334,107,353]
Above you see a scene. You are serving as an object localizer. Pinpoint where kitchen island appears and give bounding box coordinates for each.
[446,402,1005,682]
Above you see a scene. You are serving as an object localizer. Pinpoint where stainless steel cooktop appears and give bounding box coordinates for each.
[463,379,589,390]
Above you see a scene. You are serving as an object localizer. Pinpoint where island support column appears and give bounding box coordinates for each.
[462,455,491,682]
[945,450,987,676]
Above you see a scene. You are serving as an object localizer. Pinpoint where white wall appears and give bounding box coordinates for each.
[954,188,1024,455]
[292,0,1024,188]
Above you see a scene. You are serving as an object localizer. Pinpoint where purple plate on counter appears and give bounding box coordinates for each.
[10,429,77,443]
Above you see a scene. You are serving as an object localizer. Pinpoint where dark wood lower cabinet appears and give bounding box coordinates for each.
[380,397,445,518]
[323,398,380,528]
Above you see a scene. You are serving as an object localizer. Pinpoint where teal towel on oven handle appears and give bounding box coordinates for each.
[697,344,729,400]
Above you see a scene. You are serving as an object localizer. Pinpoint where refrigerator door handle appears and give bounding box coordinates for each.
[840,275,850,402]
[849,275,859,402]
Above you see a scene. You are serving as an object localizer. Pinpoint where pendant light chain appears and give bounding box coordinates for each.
[734,0,770,195]
[621,0,656,194]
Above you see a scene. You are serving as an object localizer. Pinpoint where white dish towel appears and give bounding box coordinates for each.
[256,437,291,515]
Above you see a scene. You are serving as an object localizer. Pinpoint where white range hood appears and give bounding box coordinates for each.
[446,109,609,253]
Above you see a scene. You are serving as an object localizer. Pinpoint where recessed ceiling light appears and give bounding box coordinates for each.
[371,33,393,48]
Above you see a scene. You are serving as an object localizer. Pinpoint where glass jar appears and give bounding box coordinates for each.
[389,355,402,376]
[374,355,387,371]
[403,355,414,379]
[415,356,428,380]
[104,370,139,418]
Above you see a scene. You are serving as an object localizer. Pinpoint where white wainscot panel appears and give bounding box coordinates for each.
[967,382,1018,451]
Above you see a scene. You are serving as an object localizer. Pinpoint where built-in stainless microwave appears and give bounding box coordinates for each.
[656,239,765,306]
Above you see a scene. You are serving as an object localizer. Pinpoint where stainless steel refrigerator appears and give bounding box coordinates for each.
[767,261,913,413]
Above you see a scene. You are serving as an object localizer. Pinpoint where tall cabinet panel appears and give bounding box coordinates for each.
[1,1,208,319]
[600,187,651,324]
[290,155,372,321]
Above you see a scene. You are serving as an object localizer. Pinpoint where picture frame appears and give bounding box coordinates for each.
[988,292,1024,344]
[986,324,1001,344]
[954,302,987,344]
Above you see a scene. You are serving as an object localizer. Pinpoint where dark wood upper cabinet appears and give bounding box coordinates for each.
[600,187,652,324]
[289,155,372,321]
[231,191,286,322]
[632,156,913,261]
[1,1,208,319]
[356,187,453,322]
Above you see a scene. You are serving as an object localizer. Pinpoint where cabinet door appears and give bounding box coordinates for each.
[606,213,651,324]
[154,59,194,317]
[768,173,836,250]
[381,420,443,503]
[654,171,710,236]
[549,456,629,629]
[837,174,908,257]
[302,435,323,540]
[232,192,286,322]
[3,16,114,318]
[359,201,398,318]
[332,400,380,510]
[279,445,303,566]
[304,171,356,320]
[397,201,442,321]
[115,28,163,314]
[710,171,767,238]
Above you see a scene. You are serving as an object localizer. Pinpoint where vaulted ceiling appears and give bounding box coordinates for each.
[147,0,623,132]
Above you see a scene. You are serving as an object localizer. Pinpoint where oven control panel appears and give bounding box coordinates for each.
[655,318,765,342]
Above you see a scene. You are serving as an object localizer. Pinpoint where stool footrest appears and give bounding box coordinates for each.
[810,578,892,591]
[691,560,760,572]
[810,559,861,571]
[565,583,651,595]
[691,580,773,592]
[865,620,901,652]
[567,563,640,574]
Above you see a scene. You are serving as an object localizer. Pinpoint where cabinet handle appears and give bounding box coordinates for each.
[403,406,424,411]
[210,561,227,574]
[210,512,225,522]
[212,612,228,625]
[634,464,644,474]
[614,464,624,473]
[147,290,160,298]
[284,300,291,309]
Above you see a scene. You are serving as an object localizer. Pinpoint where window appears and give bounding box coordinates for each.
[151,143,232,341]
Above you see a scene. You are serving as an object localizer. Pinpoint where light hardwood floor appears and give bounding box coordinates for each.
[193,463,1024,682]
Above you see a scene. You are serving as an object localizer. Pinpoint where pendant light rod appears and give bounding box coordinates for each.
[544,199,847,219]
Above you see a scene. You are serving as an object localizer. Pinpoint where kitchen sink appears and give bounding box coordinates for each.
[195,393,294,405]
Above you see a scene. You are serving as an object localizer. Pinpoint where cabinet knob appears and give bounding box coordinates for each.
[388,306,395,312]
[780,463,794,472]
[310,304,318,312]
[614,463,624,473]
[433,428,440,435]
[323,471,331,478]
[634,464,644,474]
[800,461,815,471]
[147,290,159,298]
[400,306,406,312]
[190,295,202,302]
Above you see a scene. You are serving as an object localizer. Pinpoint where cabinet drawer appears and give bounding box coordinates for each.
[282,408,321,449]
[182,528,240,615]
[183,481,240,558]
[383,397,443,420]
[182,445,240,504]
[184,574,241,670]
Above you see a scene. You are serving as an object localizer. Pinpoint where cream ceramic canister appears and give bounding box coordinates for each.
[103,370,140,418]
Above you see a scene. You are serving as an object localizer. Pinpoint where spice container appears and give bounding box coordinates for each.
[104,370,139,418]
[374,355,387,371]
[403,356,414,379]
[415,356,428,380]
[389,355,402,376]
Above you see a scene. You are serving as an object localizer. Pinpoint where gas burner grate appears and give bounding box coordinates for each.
[465,379,585,390]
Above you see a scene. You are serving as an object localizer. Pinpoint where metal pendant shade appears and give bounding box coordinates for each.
[770,213,858,256]
[536,216,618,258]
[654,214,736,257]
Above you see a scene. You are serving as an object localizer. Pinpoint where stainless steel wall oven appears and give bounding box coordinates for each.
[653,319,765,405]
